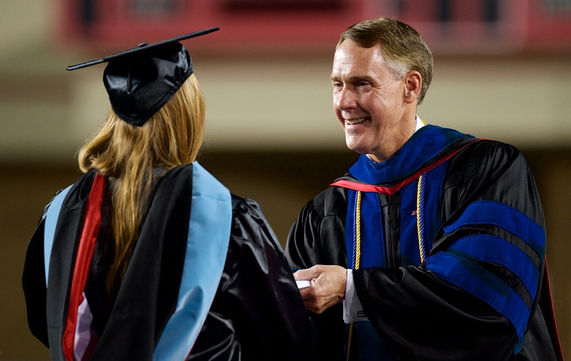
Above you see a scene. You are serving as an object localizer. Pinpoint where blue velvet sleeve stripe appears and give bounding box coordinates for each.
[447,235,540,299]
[426,252,529,351]
[443,201,545,256]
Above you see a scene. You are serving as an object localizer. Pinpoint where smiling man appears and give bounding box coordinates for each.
[331,36,422,162]
[286,18,563,361]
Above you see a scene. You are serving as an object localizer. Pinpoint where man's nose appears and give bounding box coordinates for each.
[335,88,357,110]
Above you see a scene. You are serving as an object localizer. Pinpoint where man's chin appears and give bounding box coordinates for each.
[345,141,370,155]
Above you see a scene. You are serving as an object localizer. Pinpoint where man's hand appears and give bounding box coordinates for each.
[293,265,347,314]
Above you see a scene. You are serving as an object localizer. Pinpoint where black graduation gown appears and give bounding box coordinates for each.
[286,125,562,361]
[23,163,314,361]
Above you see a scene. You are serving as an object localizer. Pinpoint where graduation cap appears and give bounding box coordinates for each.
[67,27,219,126]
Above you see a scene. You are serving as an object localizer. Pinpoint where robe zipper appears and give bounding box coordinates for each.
[385,194,400,268]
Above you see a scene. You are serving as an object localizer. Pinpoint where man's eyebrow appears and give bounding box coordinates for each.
[329,75,375,83]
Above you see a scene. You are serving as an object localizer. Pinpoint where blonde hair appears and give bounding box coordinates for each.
[338,18,433,104]
[78,74,205,294]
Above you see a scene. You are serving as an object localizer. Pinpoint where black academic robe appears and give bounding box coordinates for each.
[286,125,563,361]
[23,162,313,361]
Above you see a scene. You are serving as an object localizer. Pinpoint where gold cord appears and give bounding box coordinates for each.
[346,323,354,361]
[346,191,362,361]
[416,175,425,263]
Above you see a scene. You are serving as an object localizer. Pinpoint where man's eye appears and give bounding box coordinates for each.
[333,83,343,90]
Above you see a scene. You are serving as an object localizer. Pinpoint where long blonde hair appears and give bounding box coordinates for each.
[78,74,205,294]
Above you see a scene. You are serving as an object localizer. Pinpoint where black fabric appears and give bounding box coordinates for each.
[23,164,314,361]
[286,139,559,361]
[44,171,96,361]
[66,27,219,126]
[103,43,192,126]
[21,217,49,347]
[190,196,315,360]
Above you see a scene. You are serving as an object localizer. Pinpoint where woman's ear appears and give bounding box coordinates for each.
[403,70,422,104]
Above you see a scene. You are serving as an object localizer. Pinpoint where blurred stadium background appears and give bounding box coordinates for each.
[1,0,570,359]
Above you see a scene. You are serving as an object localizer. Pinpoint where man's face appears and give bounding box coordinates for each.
[331,40,414,162]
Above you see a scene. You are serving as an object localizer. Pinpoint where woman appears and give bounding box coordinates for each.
[22,29,313,361]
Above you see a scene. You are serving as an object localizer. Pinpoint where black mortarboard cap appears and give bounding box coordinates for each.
[67,27,219,126]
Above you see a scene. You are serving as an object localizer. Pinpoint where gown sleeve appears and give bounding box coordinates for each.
[353,141,556,360]
[190,196,314,361]
[22,210,50,347]
[286,191,348,361]
[286,189,349,269]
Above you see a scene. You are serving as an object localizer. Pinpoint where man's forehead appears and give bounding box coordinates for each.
[331,42,386,79]
[333,42,384,65]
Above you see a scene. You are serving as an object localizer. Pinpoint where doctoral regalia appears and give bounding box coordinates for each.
[286,125,563,361]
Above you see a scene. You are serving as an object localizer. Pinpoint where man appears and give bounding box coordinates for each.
[286,18,563,360]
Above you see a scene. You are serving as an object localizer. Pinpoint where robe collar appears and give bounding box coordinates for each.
[349,125,474,185]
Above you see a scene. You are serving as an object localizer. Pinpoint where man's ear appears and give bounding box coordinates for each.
[403,70,422,104]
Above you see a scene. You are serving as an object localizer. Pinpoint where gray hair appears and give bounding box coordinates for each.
[338,18,433,104]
